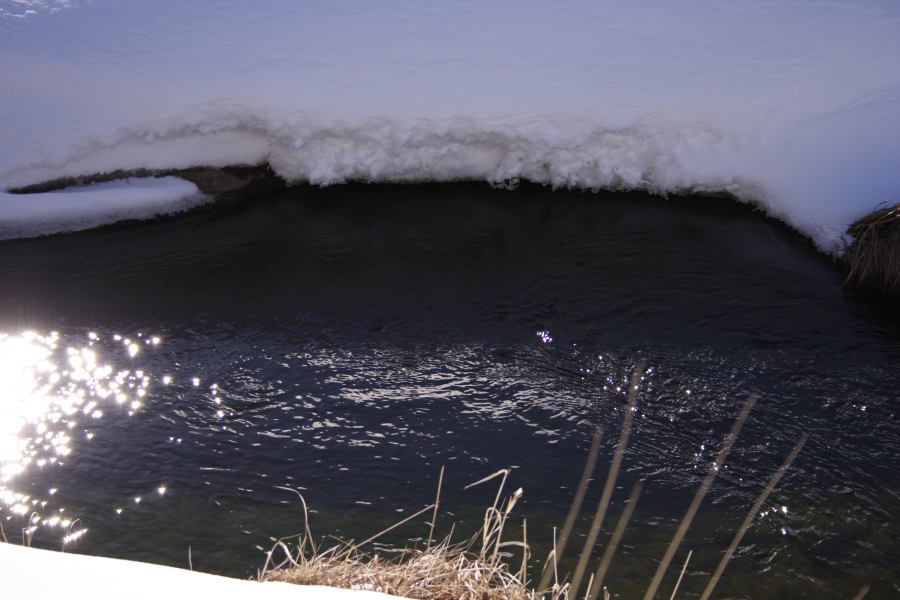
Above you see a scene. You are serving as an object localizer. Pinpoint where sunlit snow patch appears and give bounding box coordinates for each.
[0,177,206,240]
[1,1,898,250]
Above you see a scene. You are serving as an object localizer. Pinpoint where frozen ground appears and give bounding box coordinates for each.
[0,543,407,600]
[1,1,898,250]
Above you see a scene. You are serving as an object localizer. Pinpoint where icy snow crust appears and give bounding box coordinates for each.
[2,1,899,250]
[0,177,205,240]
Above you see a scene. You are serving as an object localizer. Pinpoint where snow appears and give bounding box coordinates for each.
[0,543,408,600]
[0,177,205,240]
[1,1,899,250]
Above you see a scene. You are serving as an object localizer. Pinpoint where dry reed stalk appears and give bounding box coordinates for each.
[537,425,604,592]
[264,470,562,600]
[357,504,437,549]
[464,468,521,564]
[263,387,815,600]
[582,574,595,600]
[587,480,643,600]
[427,466,445,551]
[641,393,757,600]
[852,585,871,600]
[519,518,529,583]
[845,203,900,294]
[545,527,560,589]
[266,540,540,600]
[668,550,692,600]
[698,435,807,600]
[23,512,39,548]
[570,360,646,597]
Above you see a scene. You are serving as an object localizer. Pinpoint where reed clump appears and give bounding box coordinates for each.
[844,203,900,294]
[261,470,572,600]
[263,537,548,600]
[260,365,830,600]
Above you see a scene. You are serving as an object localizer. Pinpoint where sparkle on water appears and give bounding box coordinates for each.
[0,185,894,597]
[0,330,185,545]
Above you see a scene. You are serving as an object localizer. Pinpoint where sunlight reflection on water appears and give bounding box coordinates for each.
[0,329,170,545]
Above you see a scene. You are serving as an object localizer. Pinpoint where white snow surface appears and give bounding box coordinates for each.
[0,543,408,600]
[2,1,899,250]
[0,177,205,240]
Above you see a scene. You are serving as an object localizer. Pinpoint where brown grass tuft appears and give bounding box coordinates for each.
[263,539,552,600]
[259,373,821,600]
[844,203,900,294]
[261,470,573,600]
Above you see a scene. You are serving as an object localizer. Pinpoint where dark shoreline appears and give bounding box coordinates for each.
[6,165,897,296]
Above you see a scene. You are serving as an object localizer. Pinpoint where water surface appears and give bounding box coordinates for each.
[0,183,897,599]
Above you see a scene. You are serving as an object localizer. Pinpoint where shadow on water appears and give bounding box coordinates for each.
[0,182,897,599]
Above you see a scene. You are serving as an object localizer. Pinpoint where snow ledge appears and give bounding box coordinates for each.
[0,542,408,600]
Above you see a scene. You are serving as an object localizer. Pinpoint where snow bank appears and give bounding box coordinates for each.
[0,543,408,600]
[2,1,899,250]
[0,177,205,240]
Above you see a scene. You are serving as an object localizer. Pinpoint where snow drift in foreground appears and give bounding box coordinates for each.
[1,1,899,251]
[0,177,204,240]
[0,543,407,600]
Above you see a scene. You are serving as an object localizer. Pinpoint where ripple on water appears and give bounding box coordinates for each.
[1,321,895,599]
[0,186,897,597]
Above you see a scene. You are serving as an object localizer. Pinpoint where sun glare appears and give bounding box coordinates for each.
[0,329,164,544]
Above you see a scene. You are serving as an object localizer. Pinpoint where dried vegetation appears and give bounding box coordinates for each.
[260,363,864,599]
[844,203,900,294]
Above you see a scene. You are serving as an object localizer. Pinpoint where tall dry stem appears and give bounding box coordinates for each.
[571,360,645,596]
[698,435,807,600]
[642,393,757,600]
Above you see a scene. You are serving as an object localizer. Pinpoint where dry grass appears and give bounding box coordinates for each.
[844,203,900,294]
[261,470,574,600]
[260,368,824,600]
[264,538,545,600]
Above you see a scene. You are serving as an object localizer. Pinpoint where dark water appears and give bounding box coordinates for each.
[0,183,897,599]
